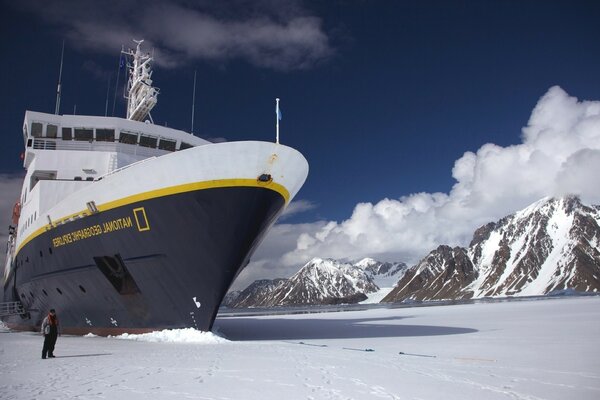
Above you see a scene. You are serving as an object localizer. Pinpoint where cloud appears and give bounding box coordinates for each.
[279,199,317,220]
[15,0,333,70]
[0,174,25,271]
[236,86,600,288]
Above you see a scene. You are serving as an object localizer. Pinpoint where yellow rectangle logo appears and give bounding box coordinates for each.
[133,207,150,232]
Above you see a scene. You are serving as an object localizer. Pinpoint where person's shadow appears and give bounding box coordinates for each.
[53,353,112,358]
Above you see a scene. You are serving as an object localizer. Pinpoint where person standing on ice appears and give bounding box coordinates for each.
[41,309,60,359]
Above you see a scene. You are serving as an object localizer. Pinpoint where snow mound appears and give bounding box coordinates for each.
[112,328,229,344]
[84,333,98,337]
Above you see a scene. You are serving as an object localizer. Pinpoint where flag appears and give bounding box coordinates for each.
[276,102,282,121]
[119,54,125,69]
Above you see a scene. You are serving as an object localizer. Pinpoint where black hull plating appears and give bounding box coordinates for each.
[2,186,284,334]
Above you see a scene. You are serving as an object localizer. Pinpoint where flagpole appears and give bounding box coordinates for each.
[276,98,280,144]
[191,70,197,135]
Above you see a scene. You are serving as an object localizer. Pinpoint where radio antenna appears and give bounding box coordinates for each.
[54,40,65,115]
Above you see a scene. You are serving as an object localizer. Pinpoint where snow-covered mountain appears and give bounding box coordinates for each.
[226,258,408,307]
[383,196,600,302]
[221,279,287,308]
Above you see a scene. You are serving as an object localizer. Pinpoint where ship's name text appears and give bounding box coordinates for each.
[52,216,133,247]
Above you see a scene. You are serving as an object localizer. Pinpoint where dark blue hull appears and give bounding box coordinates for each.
[2,185,284,334]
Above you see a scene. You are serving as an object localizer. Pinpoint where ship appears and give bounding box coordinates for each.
[1,41,308,335]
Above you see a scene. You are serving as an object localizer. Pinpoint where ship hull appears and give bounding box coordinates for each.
[3,184,284,334]
[3,140,308,334]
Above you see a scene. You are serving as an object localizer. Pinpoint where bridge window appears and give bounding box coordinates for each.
[96,128,115,142]
[47,124,58,138]
[179,142,194,150]
[139,135,157,148]
[31,122,43,138]
[62,127,72,140]
[119,131,138,144]
[74,128,93,141]
[158,139,176,151]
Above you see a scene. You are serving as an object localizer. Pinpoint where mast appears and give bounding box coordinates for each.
[122,40,160,122]
[55,40,65,115]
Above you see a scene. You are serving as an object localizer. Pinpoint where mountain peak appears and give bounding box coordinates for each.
[384,195,600,302]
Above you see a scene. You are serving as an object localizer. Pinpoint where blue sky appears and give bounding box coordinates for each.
[1,0,600,285]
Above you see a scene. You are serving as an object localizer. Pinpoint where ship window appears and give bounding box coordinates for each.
[79,285,86,293]
[119,131,138,144]
[96,128,115,142]
[56,288,63,295]
[93,254,141,295]
[47,124,58,138]
[42,289,48,296]
[179,142,194,150]
[158,139,176,151]
[74,128,93,141]
[139,135,157,148]
[62,127,72,140]
[27,138,33,148]
[86,177,94,181]
[31,122,43,138]
[74,176,82,181]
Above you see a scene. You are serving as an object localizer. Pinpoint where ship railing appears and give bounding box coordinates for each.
[0,301,25,317]
[99,156,157,180]
[32,138,169,158]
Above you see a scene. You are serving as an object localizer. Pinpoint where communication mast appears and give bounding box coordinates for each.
[122,40,160,123]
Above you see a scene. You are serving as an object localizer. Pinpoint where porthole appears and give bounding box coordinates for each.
[29,291,34,298]
[49,247,53,255]
[42,289,48,296]
[40,250,43,257]
[56,288,63,295]
[79,285,87,293]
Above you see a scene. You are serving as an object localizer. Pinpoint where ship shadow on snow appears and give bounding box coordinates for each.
[213,315,477,341]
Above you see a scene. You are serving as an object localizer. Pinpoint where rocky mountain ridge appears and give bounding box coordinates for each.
[383,196,600,302]
[224,258,407,307]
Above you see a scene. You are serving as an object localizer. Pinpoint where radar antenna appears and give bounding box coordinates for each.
[122,40,160,122]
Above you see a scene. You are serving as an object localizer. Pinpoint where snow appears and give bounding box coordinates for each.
[111,328,229,344]
[1,296,599,400]
[360,287,395,303]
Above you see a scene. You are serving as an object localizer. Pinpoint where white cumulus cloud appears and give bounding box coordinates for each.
[236,86,600,288]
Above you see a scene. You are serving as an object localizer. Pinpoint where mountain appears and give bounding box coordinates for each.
[383,196,600,302]
[354,258,409,303]
[224,279,287,308]
[226,258,408,307]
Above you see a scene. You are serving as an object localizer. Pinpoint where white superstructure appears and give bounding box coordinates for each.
[6,41,210,277]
